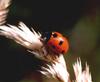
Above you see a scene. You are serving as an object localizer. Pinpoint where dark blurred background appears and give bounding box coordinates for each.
[0,0,99,82]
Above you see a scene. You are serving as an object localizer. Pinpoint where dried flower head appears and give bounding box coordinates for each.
[41,58,92,82]
[0,21,69,82]
[40,55,70,82]
[73,59,92,82]
[0,22,64,62]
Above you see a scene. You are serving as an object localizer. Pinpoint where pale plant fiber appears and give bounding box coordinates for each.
[0,0,10,25]
[0,0,92,82]
[40,55,69,82]
[73,59,92,82]
[0,22,63,62]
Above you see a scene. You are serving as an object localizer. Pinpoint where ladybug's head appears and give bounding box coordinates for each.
[44,32,69,54]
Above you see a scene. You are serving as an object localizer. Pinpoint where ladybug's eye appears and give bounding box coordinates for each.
[52,33,57,38]
[59,41,63,45]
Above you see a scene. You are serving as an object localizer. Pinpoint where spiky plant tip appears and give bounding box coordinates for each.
[40,58,92,82]
[73,58,92,82]
[0,22,62,62]
[0,22,43,49]
[40,55,70,82]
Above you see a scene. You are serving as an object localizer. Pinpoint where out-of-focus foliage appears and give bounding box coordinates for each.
[66,4,100,82]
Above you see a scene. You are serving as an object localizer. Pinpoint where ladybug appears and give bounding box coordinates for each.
[43,32,69,54]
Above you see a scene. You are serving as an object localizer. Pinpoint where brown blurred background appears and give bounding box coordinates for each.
[0,0,99,82]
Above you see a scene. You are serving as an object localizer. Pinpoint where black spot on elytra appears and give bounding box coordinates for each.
[59,41,63,45]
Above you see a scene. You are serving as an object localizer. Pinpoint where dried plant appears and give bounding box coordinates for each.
[0,0,93,82]
[0,0,11,25]
[0,22,62,62]
[41,58,92,82]
[40,55,70,82]
[0,22,92,82]
[73,59,92,82]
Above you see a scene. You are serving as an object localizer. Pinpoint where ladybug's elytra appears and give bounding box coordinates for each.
[44,32,69,54]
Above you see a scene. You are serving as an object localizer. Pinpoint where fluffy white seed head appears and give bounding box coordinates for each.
[73,59,92,82]
[0,22,43,49]
[0,22,62,62]
[40,55,70,82]
[41,58,92,82]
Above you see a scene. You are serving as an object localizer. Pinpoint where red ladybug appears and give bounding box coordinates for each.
[44,32,69,54]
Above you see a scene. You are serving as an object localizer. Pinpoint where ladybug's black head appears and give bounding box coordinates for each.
[41,32,52,42]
